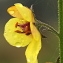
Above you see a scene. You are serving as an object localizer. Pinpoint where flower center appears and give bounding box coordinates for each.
[15,22,31,35]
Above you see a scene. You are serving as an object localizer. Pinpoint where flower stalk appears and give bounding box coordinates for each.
[35,19,60,38]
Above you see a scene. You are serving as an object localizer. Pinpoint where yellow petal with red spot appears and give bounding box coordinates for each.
[25,23,41,63]
[4,3,42,63]
[4,18,33,47]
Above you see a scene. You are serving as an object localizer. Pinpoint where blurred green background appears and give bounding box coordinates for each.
[0,0,59,63]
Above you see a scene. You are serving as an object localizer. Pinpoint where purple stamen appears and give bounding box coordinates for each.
[15,22,31,35]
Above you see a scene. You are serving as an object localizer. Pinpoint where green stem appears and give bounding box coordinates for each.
[58,0,63,63]
[35,19,60,38]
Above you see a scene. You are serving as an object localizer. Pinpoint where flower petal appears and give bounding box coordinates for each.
[14,3,35,22]
[4,18,33,47]
[25,23,41,63]
[30,22,41,42]
[25,39,41,63]
[7,6,22,18]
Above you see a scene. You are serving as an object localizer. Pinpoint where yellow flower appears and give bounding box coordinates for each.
[4,3,42,63]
